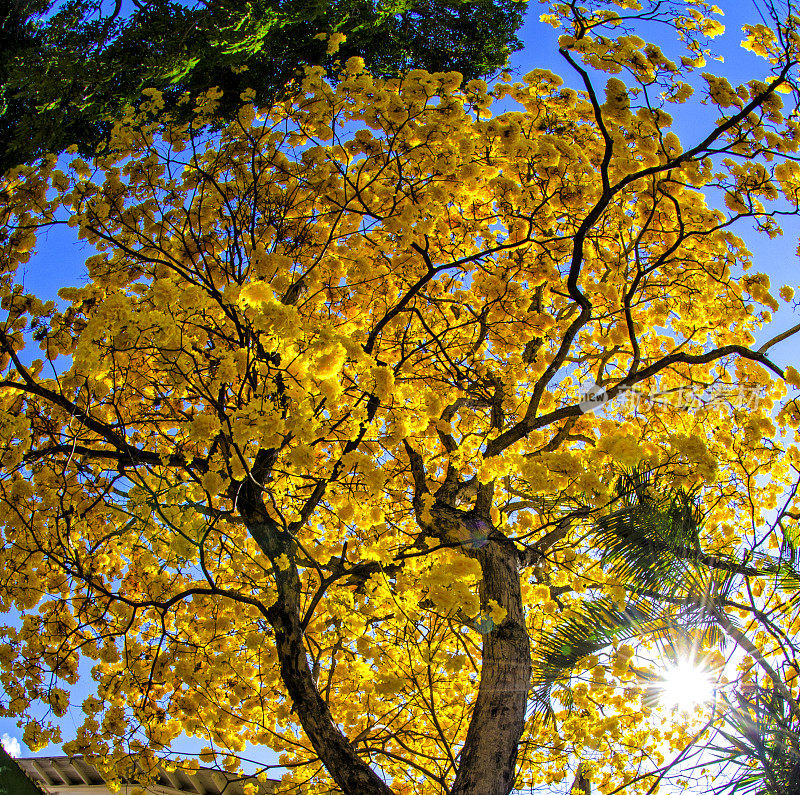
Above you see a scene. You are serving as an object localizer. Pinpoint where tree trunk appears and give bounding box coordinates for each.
[239,457,395,795]
[449,539,531,795]
[571,763,592,795]
[242,454,531,795]
[267,595,395,795]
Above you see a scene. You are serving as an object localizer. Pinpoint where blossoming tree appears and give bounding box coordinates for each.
[1,2,800,793]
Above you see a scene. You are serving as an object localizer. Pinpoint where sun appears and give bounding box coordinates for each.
[658,657,715,712]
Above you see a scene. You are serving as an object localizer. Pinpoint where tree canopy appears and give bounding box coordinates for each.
[1,1,800,793]
[0,0,526,175]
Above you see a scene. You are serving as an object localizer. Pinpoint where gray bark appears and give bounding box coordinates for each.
[238,458,394,795]
[449,537,531,795]
[240,450,532,795]
[267,593,395,795]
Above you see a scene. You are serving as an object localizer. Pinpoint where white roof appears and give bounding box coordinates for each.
[17,756,277,795]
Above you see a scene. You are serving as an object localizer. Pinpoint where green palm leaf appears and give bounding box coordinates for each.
[595,467,705,594]
[530,597,686,719]
[706,685,800,795]
[529,467,738,718]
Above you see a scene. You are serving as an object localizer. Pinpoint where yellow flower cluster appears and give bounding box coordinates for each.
[0,8,798,791]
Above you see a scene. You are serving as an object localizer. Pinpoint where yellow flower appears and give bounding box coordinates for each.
[315,343,347,380]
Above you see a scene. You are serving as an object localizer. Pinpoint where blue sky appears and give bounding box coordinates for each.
[4,0,800,790]
[505,0,800,369]
[20,1,800,367]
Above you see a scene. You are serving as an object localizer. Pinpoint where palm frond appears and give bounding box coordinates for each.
[780,521,800,570]
[771,561,800,592]
[530,468,740,720]
[707,685,800,795]
[529,597,679,719]
[594,468,706,596]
